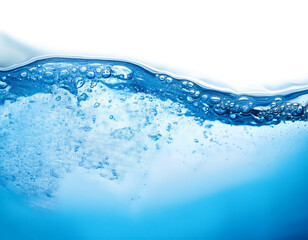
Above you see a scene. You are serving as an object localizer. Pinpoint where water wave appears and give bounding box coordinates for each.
[0,57,307,209]
[1,57,307,126]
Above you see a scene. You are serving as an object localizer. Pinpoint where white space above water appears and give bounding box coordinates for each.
[1,0,308,93]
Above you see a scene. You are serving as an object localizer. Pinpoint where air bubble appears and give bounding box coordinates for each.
[296,106,303,114]
[187,96,194,102]
[201,95,208,101]
[252,115,265,123]
[77,93,89,102]
[210,96,221,104]
[21,72,27,78]
[111,65,133,80]
[29,67,37,73]
[90,79,98,88]
[187,82,194,88]
[43,71,55,84]
[241,105,251,113]
[44,71,54,78]
[59,69,69,79]
[229,113,237,119]
[80,66,87,73]
[271,102,277,108]
[102,69,111,78]
[203,131,208,138]
[214,107,227,115]
[274,97,283,105]
[83,126,92,132]
[0,81,7,89]
[192,91,200,99]
[189,90,195,95]
[86,71,95,79]
[159,75,166,81]
[76,77,85,88]
[166,77,173,83]
[94,102,100,108]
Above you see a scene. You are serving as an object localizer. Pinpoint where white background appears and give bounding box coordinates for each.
[1,0,308,93]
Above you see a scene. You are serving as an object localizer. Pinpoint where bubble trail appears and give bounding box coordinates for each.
[0,57,307,126]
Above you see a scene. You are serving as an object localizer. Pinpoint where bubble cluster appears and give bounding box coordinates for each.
[0,57,307,127]
[0,57,307,208]
[154,74,307,125]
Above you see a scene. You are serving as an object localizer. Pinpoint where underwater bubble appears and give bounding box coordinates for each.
[102,68,111,78]
[20,71,28,78]
[214,107,227,115]
[76,77,85,88]
[192,91,201,99]
[86,71,95,79]
[241,105,251,113]
[166,77,173,83]
[201,94,208,101]
[148,133,162,141]
[187,82,194,88]
[96,67,102,73]
[274,97,283,105]
[59,69,69,79]
[94,102,100,108]
[111,65,133,80]
[159,75,166,81]
[44,71,54,78]
[0,81,7,89]
[83,126,92,132]
[187,96,194,103]
[77,93,89,102]
[90,79,98,88]
[229,113,237,119]
[79,66,87,73]
[210,96,221,104]
[43,71,55,84]
[189,90,195,95]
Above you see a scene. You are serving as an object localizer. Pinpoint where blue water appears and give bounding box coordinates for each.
[0,57,307,240]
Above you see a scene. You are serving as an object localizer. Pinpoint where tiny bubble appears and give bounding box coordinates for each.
[84,126,92,132]
[21,71,27,78]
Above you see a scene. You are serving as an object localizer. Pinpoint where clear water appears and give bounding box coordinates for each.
[0,57,307,240]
